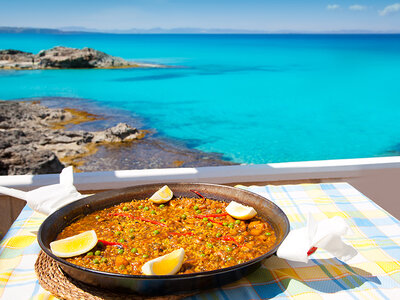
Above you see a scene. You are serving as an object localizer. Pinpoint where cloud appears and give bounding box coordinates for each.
[379,3,400,16]
[327,4,340,10]
[349,5,367,11]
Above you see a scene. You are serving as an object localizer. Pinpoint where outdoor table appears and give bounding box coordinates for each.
[1,182,399,299]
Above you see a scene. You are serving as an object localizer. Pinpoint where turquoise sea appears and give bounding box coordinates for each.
[1,33,400,164]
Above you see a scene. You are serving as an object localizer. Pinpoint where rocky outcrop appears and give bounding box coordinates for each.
[0,128,65,175]
[0,46,162,69]
[0,147,64,176]
[92,123,141,143]
[0,101,144,175]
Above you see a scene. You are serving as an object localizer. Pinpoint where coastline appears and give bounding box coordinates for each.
[0,97,235,175]
[0,47,169,70]
[0,63,167,70]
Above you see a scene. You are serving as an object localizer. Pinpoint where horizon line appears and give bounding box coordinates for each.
[0,25,399,35]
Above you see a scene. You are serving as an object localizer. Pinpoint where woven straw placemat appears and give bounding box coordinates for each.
[35,251,196,300]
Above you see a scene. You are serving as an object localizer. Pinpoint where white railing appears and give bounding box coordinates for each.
[1,156,400,191]
[1,156,399,228]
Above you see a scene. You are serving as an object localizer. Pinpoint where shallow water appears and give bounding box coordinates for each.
[33,98,235,171]
[1,33,400,164]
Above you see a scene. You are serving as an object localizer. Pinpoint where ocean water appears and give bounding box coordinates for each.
[1,33,400,164]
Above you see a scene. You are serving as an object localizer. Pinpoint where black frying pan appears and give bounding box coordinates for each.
[38,183,290,296]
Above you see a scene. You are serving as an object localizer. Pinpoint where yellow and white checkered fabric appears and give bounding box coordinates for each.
[0,182,399,299]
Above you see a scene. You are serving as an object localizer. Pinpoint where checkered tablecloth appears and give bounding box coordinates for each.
[1,182,399,299]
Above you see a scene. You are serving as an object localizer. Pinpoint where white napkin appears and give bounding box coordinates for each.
[0,167,86,215]
[277,213,358,263]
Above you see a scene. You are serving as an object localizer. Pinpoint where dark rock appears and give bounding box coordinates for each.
[4,149,65,175]
[0,46,162,69]
[93,123,140,143]
[0,49,34,62]
[0,160,7,175]
[0,49,35,69]
[0,49,31,55]
[0,100,143,175]
[0,130,29,148]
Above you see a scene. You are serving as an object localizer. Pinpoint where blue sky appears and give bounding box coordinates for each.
[0,0,399,32]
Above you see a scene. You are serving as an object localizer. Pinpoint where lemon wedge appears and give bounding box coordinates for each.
[226,201,257,220]
[50,230,98,258]
[142,248,185,275]
[149,185,173,204]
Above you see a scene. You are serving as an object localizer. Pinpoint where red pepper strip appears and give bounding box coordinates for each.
[209,236,242,247]
[109,213,167,227]
[209,237,218,243]
[208,219,224,226]
[135,217,167,227]
[98,239,123,247]
[194,215,223,225]
[219,236,241,248]
[168,232,194,236]
[196,213,228,218]
[307,247,318,256]
[190,190,206,200]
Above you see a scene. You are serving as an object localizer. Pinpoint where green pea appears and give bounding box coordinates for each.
[144,206,149,211]
[142,254,149,258]
[95,215,100,220]
[226,246,233,252]
[151,210,156,214]
[206,242,213,248]
[129,228,134,233]
[131,248,138,253]
[196,210,202,214]
[119,238,125,243]
[200,253,205,257]
[223,222,228,226]
[118,249,124,254]
[207,222,213,228]
[203,217,208,222]
[235,220,241,225]
[119,264,125,270]
[138,205,143,209]
[122,206,128,211]
[93,258,99,264]
[181,214,187,220]
[265,232,271,236]
[159,204,165,208]
[216,233,222,238]
[194,205,199,210]
[101,257,108,263]
[130,234,135,239]
[95,250,101,256]
[161,218,166,222]
[153,230,160,235]
[216,209,222,213]
[228,223,234,228]
[86,252,93,257]
[116,231,121,235]
[227,257,233,261]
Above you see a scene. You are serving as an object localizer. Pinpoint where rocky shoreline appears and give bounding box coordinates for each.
[0,100,234,175]
[0,46,164,69]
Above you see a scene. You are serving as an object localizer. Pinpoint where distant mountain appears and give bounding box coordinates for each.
[0,26,64,34]
[59,26,269,34]
[0,26,268,34]
[1,26,398,35]
[58,26,96,32]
